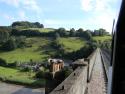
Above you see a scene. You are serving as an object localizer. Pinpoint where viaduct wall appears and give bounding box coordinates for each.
[87,49,98,82]
[50,49,98,94]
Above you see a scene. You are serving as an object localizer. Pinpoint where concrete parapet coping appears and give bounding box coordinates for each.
[50,66,87,94]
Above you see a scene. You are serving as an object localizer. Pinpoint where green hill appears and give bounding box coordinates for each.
[0,36,112,64]
[0,37,86,64]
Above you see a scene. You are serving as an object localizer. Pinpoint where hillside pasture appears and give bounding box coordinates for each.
[0,37,52,63]
[58,37,85,52]
[92,35,112,42]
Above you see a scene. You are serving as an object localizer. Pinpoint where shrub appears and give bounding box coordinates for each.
[0,58,7,66]
[35,71,45,78]
[21,67,32,72]
[7,61,17,68]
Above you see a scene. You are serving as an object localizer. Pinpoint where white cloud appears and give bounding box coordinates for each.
[0,0,42,13]
[81,0,112,12]
[20,0,41,13]
[95,0,108,12]
[44,19,90,30]
[80,0,121,32]
[81,0,94,11]
[0,0,19,7]
[0,0,42,21]
[3,14,15,20]
[87,13,113,32]
[18,11,26,20]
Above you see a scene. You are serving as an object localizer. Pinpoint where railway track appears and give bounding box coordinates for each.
[100,49,111,94]
[100,49,111,80]
[87,49,107,94]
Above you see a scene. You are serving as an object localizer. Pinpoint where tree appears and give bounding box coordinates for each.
[0,28,10,43]
[0,58,7,66]
[15,36,26,48]
[2,37,17,51]
[54,32,60,40]
[93,28,109,36]
[93,30,99,36]
[34,22,44,28]
[76,28,84,37]
[56,28,69,37]
[69,28,76,37]
[21,67,32,72]
[36,71,45,78]
[12,21,30,28]
[11,21,44,28]
[83,30,92,40]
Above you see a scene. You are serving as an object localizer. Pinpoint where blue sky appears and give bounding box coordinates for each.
[0,0,122,32]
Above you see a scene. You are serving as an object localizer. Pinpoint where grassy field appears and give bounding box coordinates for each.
[0,66,45,87]
[93,35,112,42]
[59,37,85,52]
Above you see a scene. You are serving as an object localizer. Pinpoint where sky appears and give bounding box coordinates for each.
[0,0,122,33]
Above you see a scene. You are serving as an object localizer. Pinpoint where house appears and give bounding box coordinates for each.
[48,58,64,73]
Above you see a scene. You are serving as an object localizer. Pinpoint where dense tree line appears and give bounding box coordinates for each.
[93,28,109,36]
[12,21,44,28]
[11,29,56,37]
[0,22,109,42]
[0,21,110,41]
[11,27,109,40]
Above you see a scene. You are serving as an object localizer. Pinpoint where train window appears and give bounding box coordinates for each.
[0,0,122,94]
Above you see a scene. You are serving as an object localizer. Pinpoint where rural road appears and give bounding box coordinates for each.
[0,82,45,94]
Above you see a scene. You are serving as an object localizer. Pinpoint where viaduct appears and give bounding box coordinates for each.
[48,48,110,94]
